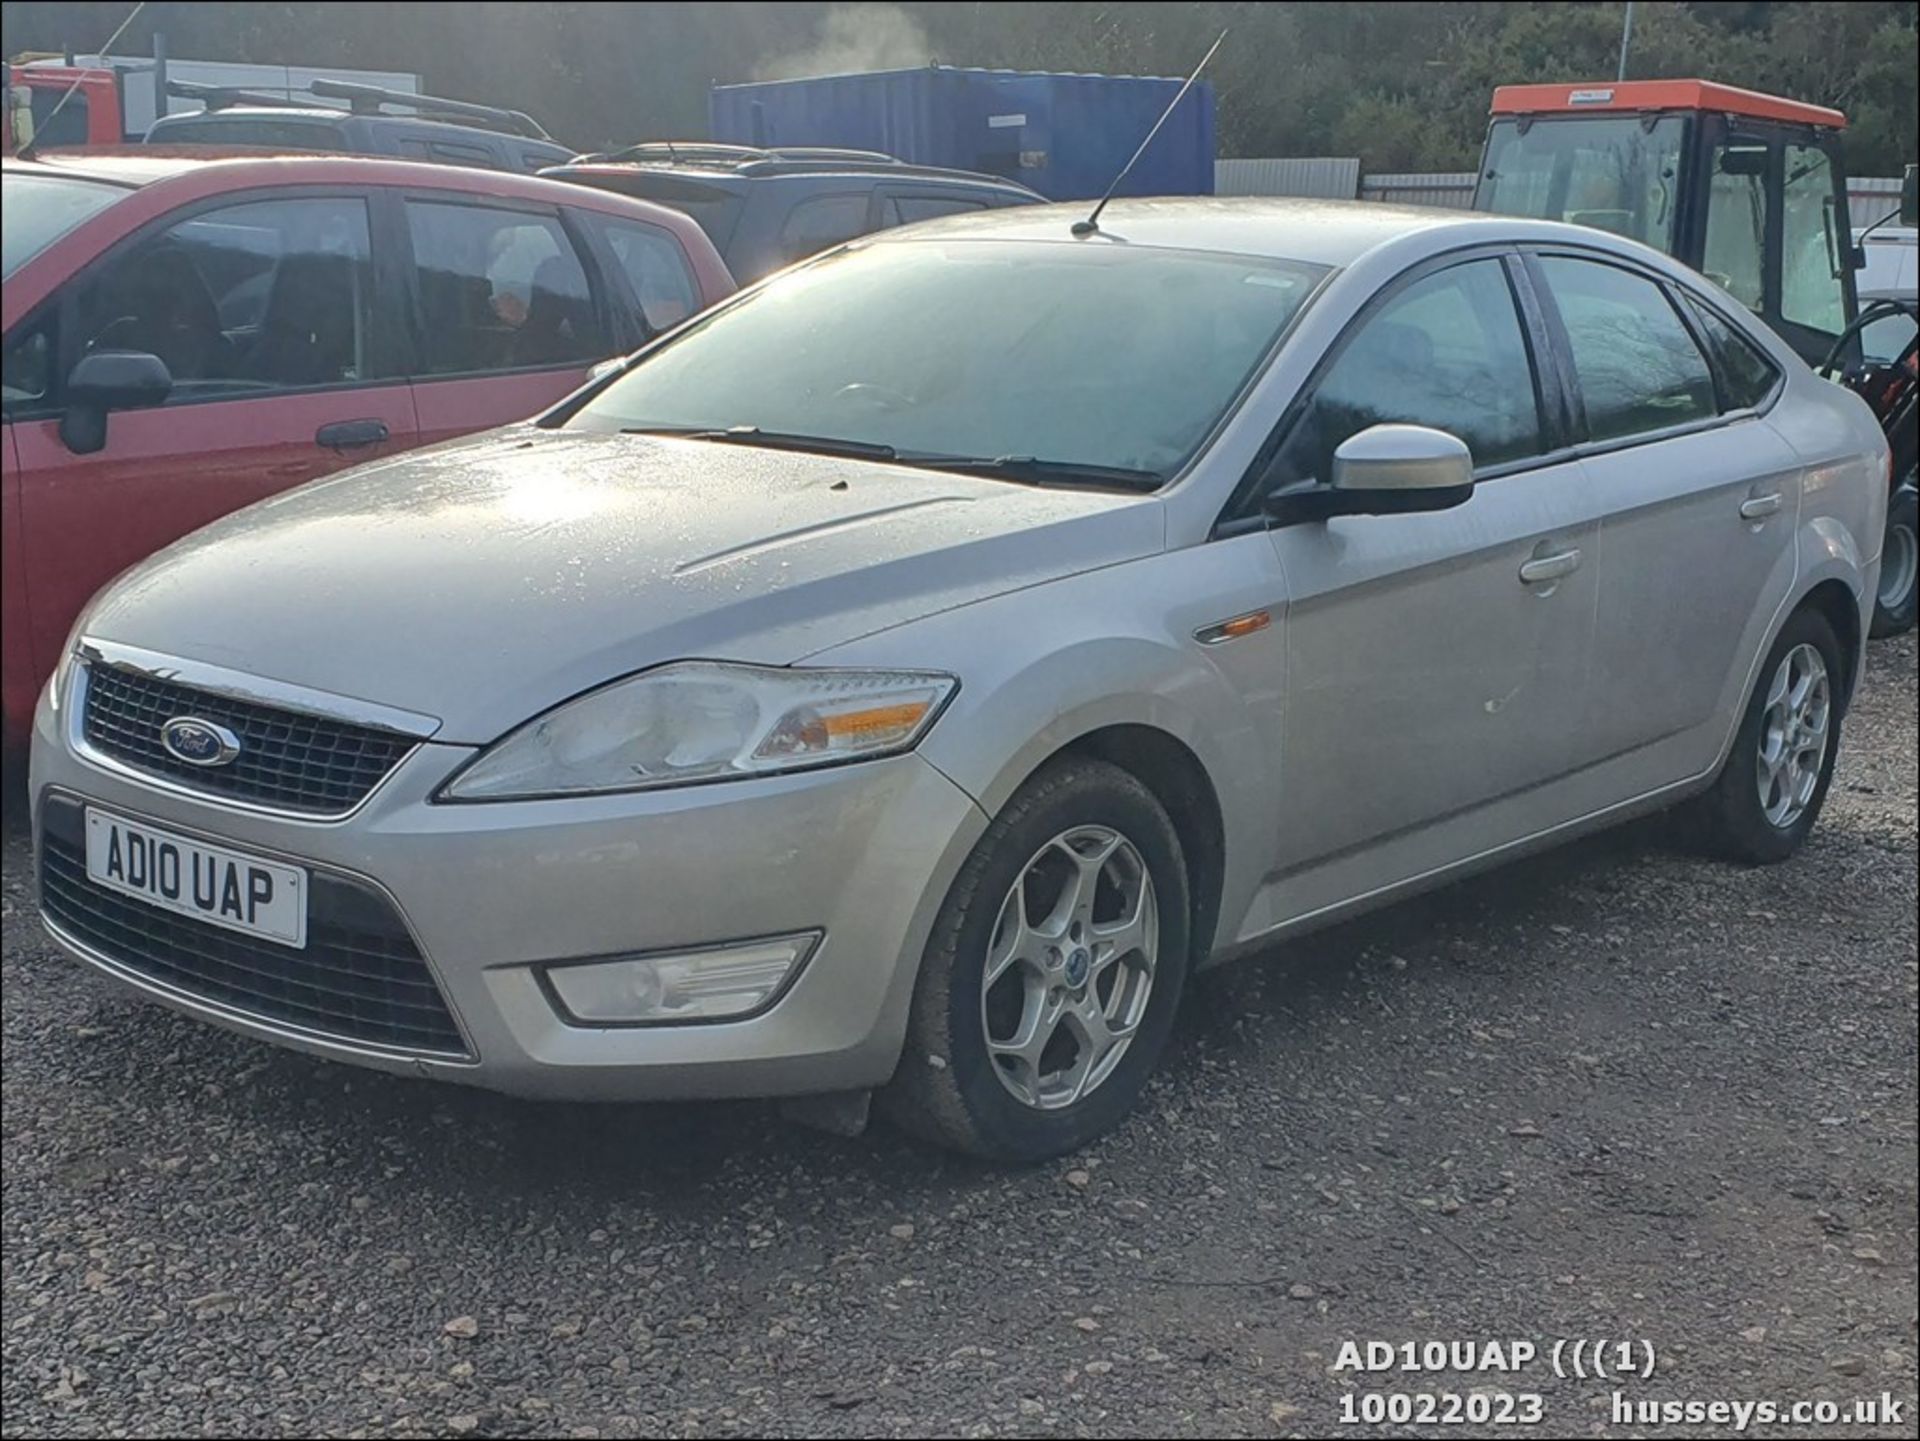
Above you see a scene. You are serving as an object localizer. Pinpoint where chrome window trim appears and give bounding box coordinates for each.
[71,639,439,823]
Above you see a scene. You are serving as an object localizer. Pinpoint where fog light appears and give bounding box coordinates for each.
[542,933,817,1024]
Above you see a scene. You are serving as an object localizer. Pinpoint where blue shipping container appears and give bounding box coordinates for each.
[709,66,1215,202]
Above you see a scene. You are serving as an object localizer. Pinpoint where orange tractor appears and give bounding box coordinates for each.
[1474,79,1917,635]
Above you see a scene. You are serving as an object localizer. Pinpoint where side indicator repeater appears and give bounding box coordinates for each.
[1195,609,1272,646]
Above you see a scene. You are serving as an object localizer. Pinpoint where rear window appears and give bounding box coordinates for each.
[147,115,350,151]
[26,85,93,147]
[1,171,129,278]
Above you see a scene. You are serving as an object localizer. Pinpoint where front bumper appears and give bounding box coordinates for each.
[29,685,987,1100]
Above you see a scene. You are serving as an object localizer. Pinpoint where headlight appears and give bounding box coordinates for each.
[46,607,99,716]
[440,662,956,800]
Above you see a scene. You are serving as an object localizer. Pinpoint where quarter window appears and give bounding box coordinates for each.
[1537,256,1716,443]
[1781,144,1847,336]
[590,216,700,333]
[1269,258,1543,487]
[405,201,605,373]
[71,196,378,397]
[1683,296,1780,412]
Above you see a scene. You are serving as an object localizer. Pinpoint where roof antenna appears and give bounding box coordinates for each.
[1072,29,1226,238]
[16,0,148,162]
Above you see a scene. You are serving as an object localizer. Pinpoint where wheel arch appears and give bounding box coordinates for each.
[1052,724,1228,967]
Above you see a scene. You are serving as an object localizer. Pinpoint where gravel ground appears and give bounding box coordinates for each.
[2,635,1914,1440]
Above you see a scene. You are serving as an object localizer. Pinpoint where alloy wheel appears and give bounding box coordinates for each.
[1755,642,1831,830]
[980,825,1158,1110]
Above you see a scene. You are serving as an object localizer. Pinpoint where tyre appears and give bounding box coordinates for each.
[881,757,1191,1162]
[1869,483,1917,638]
[1691,606,1845,865]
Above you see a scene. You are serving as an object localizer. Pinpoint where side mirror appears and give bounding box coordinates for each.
[58,350,172,455]
[1325,424,1475,515]
[1902,163,1917,228]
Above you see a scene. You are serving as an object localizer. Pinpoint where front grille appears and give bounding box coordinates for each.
[39,797,468,1058]
[82,663,413,814]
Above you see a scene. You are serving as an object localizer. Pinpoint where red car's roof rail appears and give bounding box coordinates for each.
[1489,79,1845,130]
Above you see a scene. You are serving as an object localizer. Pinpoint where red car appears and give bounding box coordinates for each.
[1,151,734,749]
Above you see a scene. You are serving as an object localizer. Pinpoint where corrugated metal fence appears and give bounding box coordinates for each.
[1217,159,1906,224]
[1849,177,1905,228]
[1358,171,1478,208]
[1214,157,1360,199]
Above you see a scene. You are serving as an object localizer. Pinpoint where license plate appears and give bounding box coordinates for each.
[84,808,307,949]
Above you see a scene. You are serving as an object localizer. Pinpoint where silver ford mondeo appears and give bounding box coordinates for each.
[30,199,1888,1160]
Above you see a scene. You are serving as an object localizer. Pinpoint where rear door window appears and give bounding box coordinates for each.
[70,195,379,397]
[404,200,606,373]
[398,137,501,169]
[1537,256,1716,442]
[777,193,873,264]
[1270,258,1544,486]
[881,194,988,226]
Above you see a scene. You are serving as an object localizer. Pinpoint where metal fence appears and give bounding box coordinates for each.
[1357,171,1478,208]
[1214,157,1360,199]
[1849,177,1905,229]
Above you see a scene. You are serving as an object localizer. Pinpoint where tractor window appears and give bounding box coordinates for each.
[1780,144,1847,337]
[1476,116,1684,251]
[1702,143,1769,312]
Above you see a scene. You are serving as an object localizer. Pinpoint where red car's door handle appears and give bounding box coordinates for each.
[316,419,391,451]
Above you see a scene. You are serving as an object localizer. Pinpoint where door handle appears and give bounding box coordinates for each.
[1519,548,1582,586]
[1740,492,1783,520]
[316,419,391,450]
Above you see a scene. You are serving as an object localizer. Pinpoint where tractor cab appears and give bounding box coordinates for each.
[1474,79,1856,367]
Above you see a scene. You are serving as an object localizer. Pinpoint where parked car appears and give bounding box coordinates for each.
[546,143,1041,281]
[1,150,734,750]
[29,200,1886,1161]
[1853,221,1917,364]
[145,80,575,173]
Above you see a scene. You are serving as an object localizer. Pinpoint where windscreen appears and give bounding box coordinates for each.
[2,170,128,278]
[566,238,1326,482]
[1476,114,1686,251]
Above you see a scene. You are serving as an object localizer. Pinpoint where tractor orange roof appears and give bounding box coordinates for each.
[1490,79,1844,129]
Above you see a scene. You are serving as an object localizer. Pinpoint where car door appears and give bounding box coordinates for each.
[1527,250,1803,784]
[396,193,621,445]
[9,190,417,692]
[1253,252,1608,921]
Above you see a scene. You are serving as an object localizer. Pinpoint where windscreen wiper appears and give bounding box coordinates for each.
[904,454,1165,492]
[622,425,898,462]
